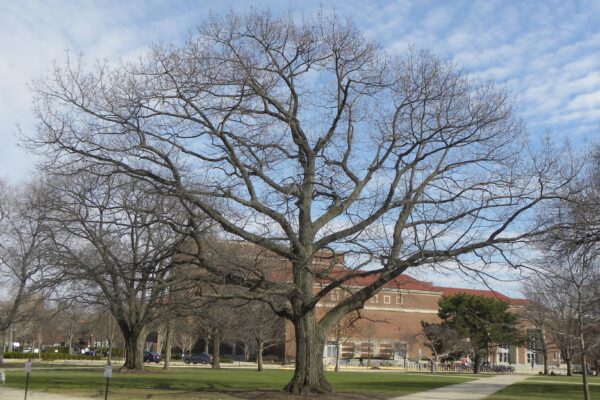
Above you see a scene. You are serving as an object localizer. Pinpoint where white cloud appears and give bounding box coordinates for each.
[0,1,199,181]
[1,0,600,182]
[568,90,600,110]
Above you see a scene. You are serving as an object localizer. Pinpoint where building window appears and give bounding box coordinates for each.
[527,329,538,351]
[396,295,403,305]
[325,344,338,358]
[330,292,337,301]
[529,338,536,350]
[371,295,378,303]
[395,342,408,360]
[498,346,509,363]
[527,350,536,365]
[383,295,391,304]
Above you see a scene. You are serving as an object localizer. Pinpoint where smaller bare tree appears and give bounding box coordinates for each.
[532,251,600,400]
[160,321,174,370]
[197,300,241,369]
[0,181,50,365]
[330,311,362,372]
[44,172,196,370]
[522,283,554,375]
[418,321,468,372]
[174,321,198,360]
[237,301,285,372]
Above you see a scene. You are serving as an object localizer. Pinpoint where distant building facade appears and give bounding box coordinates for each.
[282,274,560,372]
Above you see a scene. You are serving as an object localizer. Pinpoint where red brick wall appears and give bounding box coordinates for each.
[284,287,444,360]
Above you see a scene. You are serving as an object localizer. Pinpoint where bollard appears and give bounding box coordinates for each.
[0,370,5,384]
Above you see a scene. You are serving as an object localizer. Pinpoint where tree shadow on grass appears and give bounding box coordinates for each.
[140,388,387,400]
[490,382,600,400]
[353,380,456,390]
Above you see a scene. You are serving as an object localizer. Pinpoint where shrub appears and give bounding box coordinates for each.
[3,352,33,359]
[42,346,68,354]
[3,352,102,361]
[41,353,102,361]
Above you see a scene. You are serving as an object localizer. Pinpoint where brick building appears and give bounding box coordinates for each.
[172,241,561,371]
[283,274,559,371]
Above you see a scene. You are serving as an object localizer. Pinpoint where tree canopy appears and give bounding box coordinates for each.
[29,10,575,393]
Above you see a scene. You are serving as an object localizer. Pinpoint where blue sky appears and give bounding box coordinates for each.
[2,0,599,180]
[1,0,599,295]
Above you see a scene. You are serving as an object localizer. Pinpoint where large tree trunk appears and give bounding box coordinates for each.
[163,324,172,370]
[566,357,573,376]
[107,336,113,365]
[257,340,264,372]
[581,355,590,400]
[578,306,590,400]
[7,329,13,352]
[243,343,251,362]
[66,334,73,356]
[473,353,480,374]
[0,329,5,366]
[334,341,340,372]
[284,312,331,394]
[211,333,221,369]
[540,329,548,375]
[119,322,146,371]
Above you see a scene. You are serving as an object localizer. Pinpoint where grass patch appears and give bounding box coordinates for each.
[527,375,600,384]
[3,367,478,399]
[487,375,600,400]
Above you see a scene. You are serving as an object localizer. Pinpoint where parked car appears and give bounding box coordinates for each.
[184,353,213,365]
[22,348,40,354]
[143,351,161,363]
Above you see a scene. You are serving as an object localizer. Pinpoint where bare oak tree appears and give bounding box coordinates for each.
[418,321,468,372]
[31,11,575,392]
[44,172,189,370]
[173,320,198,359]
[330,311,361,372]
[533,142,600,398]
[236,301,285,372]
[522,282,553,375]
[194,299,242,369]
[532,253,600,400]
[0,181,50,365]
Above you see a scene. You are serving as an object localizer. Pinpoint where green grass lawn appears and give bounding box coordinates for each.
[527,375,600,384]
[3,366,479,399]
[487,375,600,400]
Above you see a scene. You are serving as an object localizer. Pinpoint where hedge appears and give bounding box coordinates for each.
[3,351,102,361]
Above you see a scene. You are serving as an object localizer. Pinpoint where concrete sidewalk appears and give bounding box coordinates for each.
[0,386,95,400]
[391,374,528,400]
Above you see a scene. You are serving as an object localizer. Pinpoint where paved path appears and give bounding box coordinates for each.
[391,374,528,400]
[0,386,95,400]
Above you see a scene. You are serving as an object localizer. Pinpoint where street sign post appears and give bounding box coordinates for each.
[24,359,32,400]
[103,363,112,400]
